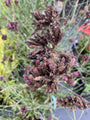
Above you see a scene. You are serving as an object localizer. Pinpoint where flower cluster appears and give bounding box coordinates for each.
[5,0,18,7]
[21,105,27,117]
[57,96,89,110]
[81,55,90,63]
[21,105,41,119]
[14,0,18,6]
[23,58,58,93]
[7,21,18,31]
[2,34,7,40]
[61,71,80,85]
[84,10,90,25]
[28,5,62,48]
[23,5,80,94]
[0,75,3,81]
[5,0,12,7]
[24,50,78,93]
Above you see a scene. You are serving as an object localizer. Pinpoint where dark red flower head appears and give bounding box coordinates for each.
[21,105,27,113]
[2,34,7,40]
[23,74,28,80]
[5,0,12,7]
[14,0,18,5]
[7,21,18,31]
[0,75,3,81]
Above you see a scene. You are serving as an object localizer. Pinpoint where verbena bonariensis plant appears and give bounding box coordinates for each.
[23,5,90,112]
[5,1,90,119]
[25,5,76,92]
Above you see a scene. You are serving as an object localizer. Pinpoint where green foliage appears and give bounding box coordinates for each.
[0,0,54,119]
[0,28,18,77]
[77,35,90,92]
[1,0,53,40]
[84,61,90,92]
[77,35,90,55]
[0,0,53,81]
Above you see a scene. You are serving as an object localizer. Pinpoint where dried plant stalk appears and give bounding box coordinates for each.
[57,96,89,110]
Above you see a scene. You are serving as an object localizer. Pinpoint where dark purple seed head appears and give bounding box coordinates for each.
[8,46,13,49]
[61,57,65,62]
[71,58,75,64]
[10,21,14,24]
[33,68,38,74]
[2,34,7,40]
[21,105,27,113]
[5,0,12,7]
[63,76,68,82]
[72,71,80,78]
[28,75,33,80]
[26,86,30,92]
[15,21,18,24]
[7,21,18,31]
[48,117,52,120]
[77,71,80,74]
[42,62,47,67]
[49,63,53,70]
[7,23,12,29]
[14,0,18,5]
[84,55,89,61]
[23,74,28,80]
[9,58,13,62]
[36,60,40,65]
[27,66,32,71]
[24,68,26,73]
[68,80,74,84]
[37,65,41,70]
[69,39,74,43]
[43,57,47,61]
[61,66,65,69]
[26,80,30,85]
[0,75,3,81]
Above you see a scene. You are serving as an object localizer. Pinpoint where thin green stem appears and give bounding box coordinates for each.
[73,109,76,120]
[71,0,79,22]
[66,109,73,120]
[78,110,84,120]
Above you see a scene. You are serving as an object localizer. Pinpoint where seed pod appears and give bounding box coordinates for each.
[14,0,18,5]
[2,34,7,40]
[5,0,12,7]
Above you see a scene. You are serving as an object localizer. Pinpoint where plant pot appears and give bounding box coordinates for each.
[53,107,90,120]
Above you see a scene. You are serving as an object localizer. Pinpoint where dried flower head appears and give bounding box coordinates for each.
[71,71,80,78]
[14,0,18,5]
[24,5,79,93]
[7,21,18,31]
[36,59,40,65]
[57,96,89,110]
[0,75,3,81]
[5,0,12,7]
[2,54,7,64]
[2,34,7,40]
[21,105,27,113]
[23,74,28,80]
